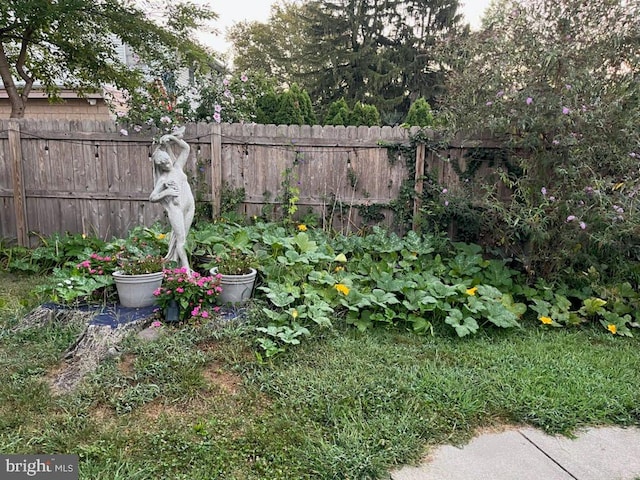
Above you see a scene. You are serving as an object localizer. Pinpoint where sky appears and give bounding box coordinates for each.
[200,0,492,58]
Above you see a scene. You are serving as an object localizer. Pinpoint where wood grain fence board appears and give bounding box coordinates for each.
[1,120,509,243]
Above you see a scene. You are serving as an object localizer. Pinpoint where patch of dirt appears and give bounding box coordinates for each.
[202,361,243,395]
[117,354,136,376]
[137,396,219,422]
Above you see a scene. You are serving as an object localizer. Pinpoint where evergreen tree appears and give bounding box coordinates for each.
[324,98,350,125]
[404,97,435,127]
[300,0,466,122]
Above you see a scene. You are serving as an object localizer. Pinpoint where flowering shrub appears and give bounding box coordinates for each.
[195,72,276,124]
[112,79,190,136]
[438,0,640,284]
[154,267,222,321]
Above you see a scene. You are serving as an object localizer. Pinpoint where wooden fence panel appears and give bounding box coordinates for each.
[3,120,502,245]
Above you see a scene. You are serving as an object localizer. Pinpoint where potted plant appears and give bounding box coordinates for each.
[112,253,166,308]
[208,248,258,305]
[153,267,222,322]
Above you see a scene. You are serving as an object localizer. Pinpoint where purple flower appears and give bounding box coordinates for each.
[241,74,248,82]
[486,101,493,106]
[526,97,533,105]
[552,140,560,145]
[444,200,449,207]
[562,107,570,115]
[119,128,128,136]
[441,188,448,194]
[541,187,547,196]
[214,104,222,113]
[630,152,637,158]
[213,112,221,123]
[566,215,576,222]
[222,78,230,86]
[579,222,587,230]
[565,84,572,90]
[496,90,504,97]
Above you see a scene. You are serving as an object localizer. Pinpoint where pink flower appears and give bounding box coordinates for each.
[541,187,547,196]
[240,74,248,82]
[151,320,162,328]
[486,101,493,106]
[223,78,230,86]
[214,104,222,113]
[119,128,128,136]
[579,222,587,230]
[566,215,576,222]
[496,90,504,97]
[526,97,533,105]
[213,112,221,123]
[562,107,570,115]
[176,287,184,293]
[201,310,209,318]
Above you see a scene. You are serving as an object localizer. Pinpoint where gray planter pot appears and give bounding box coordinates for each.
[211,267,257,305]
[112,271,163,308]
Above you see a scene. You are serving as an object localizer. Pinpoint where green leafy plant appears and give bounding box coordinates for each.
[115,253,165,275]
[207,248,257,276]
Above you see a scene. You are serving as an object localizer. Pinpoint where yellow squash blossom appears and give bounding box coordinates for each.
[156,233,166,240]
[297,224,308,231]
[334,266,345,272]
[335,283,350,295]
[540,316,553,325]
[292,309,299,319]
[607,324,617,334]
[466,287,478,296]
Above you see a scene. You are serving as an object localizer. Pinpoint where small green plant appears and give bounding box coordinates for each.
[207,248,256,276]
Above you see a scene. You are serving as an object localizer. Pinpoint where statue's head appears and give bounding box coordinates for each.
[152,148,172,171]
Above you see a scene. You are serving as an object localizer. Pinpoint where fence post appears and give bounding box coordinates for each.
[412,142,426,231]
[8,120,28,246]
[210,123,222,218]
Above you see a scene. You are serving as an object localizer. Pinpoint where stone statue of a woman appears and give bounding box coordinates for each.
[149,126,194,272]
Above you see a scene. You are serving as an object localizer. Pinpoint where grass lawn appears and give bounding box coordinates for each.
[1,271,639,479]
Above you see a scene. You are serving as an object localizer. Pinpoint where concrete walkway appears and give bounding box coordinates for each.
[391,426,640,480]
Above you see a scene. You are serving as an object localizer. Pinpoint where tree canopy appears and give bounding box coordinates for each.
[229,0,467,124]
[0,0,217,118]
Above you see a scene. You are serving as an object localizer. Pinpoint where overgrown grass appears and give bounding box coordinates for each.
[1,272,639,479]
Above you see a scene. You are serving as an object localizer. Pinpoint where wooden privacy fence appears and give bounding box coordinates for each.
[0,120,506,246]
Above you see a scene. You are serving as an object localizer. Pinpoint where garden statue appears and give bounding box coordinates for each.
[149,127,194,272]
